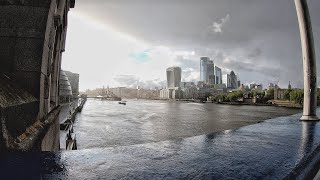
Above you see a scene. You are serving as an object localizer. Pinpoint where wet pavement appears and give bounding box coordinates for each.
[1,110,320,179]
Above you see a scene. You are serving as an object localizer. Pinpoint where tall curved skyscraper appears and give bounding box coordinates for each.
[166,67,182,88]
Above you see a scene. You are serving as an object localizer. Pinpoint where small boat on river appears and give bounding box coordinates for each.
[118,101,126,105]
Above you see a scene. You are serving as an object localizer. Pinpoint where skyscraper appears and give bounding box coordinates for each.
[227,74,231,88]
[214,66,222,84]
[200,57,215,84]
[207,63,215,84]
[166,67,182,88]
[227,71,238,89]
[230,71,238,89]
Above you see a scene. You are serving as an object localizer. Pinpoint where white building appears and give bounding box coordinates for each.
[160,89,171,99]
[159,88,183,99]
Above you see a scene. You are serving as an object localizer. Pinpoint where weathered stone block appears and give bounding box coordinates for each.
[12,71,41,98]
[14,38,44,72]
[0,6,48,32]
[0,37,15,72]
[0,0,51,7]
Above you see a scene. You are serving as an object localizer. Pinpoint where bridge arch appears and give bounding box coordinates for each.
[0,0,74,151]
[0,0,318,151]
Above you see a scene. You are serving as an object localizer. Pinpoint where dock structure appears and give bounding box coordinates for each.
[59,98,86,150]
[60,98,86,131]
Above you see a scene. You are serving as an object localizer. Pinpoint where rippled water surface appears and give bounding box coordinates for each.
[73,99,301,149]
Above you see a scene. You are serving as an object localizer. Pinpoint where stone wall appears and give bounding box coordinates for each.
[0,0,74,151]
[41,112,60,151]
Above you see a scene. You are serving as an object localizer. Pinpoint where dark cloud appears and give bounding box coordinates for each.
[247,48,262,59]
[74,0,320,88]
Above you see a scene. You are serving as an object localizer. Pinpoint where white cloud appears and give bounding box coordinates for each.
[210,14,230,33]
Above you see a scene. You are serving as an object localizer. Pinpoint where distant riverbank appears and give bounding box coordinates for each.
[215,101,303,109]
[149,98,303,109]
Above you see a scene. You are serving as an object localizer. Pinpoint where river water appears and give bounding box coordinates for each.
[73,99,301,149]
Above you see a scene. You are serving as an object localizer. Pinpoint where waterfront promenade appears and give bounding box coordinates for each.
[58,100,77,150]
[58,99,84,150]
[2,109,320,179]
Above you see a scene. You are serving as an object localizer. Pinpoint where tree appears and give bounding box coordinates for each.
[215,94,227,102]
[227,91,243,102]
[284,89,292,100]
[290,90,304,104]
[266,89,274,99]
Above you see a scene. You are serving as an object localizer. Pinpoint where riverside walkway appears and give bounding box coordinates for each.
[59,98,86,150]
[1,110,320,179]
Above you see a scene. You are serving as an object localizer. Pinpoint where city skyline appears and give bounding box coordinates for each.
[62,0,320,91]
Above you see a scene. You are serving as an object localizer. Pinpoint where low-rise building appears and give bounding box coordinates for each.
[181,87,198,99]
[268,83,275,90]
[64,71,79,98]
[59,71,73,103]
[274,85,286,100]
[160,88,183,99]
[255,84,263,92]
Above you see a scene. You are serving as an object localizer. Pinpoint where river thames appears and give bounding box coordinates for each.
[73,99,301,149]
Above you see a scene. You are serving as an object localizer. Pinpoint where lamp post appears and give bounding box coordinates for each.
[294,0,318,120]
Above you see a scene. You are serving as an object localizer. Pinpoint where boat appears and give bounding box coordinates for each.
[118,101,126,105]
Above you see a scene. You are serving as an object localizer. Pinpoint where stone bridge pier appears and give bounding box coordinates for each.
[294,0,319,121]
[0,0,74,151]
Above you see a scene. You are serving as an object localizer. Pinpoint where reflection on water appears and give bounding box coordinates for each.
[73,99,301,149]
[298,122,317,159]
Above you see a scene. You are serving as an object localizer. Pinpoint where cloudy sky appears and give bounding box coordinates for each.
[61,0,320,91]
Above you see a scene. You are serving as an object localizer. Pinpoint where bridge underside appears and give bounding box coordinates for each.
[0,0,74,151]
